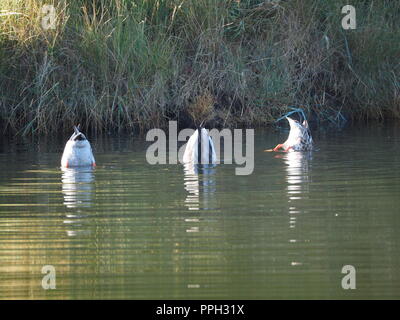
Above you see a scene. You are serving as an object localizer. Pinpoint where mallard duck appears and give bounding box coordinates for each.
[183,127,217,164]
[61,125,96,167]
[273,117,313,152]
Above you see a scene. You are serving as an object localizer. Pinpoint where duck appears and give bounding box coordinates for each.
[272,117,313,152]
[183,127,217,165]
[61,125,96,168]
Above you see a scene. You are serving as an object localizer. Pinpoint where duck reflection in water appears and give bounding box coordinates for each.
[280,151,311,202]
[183,163,217,212]
[275,151,312,267]
[61,167,95,236]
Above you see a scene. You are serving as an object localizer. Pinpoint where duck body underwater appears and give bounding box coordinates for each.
[61,125,96,168]
[271,116,313,152]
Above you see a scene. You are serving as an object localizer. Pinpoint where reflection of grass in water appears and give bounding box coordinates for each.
[0,0,399,135]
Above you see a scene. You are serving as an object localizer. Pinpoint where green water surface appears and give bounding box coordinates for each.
[0,124,399,299]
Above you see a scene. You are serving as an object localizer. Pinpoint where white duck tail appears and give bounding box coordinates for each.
[183,128,217,165]
[61,125,96,168]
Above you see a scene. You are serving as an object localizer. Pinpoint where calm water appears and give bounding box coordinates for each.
[0,124,399,299]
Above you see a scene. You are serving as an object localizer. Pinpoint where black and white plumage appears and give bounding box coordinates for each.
[183,128,217,165]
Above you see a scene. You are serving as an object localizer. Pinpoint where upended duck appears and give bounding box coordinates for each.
[271,117,313,152]
[183,127,217,164]
[61,125,96,168]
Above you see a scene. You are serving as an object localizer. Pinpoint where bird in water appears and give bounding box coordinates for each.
[61,125,96,168]
[268,117,313,152]
[183,127,217,165]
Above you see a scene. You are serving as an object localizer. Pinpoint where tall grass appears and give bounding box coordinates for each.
[0,0,399,135]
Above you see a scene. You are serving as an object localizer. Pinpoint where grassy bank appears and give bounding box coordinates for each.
[0,0,399,135]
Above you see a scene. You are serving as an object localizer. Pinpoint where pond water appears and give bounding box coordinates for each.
[0,123,399,299]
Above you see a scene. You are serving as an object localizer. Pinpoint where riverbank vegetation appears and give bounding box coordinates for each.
[0,0,399,135]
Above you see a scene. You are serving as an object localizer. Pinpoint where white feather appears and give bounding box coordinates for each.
[183,128,217,164]
[61,139,95,167]
[282,117,313,152]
